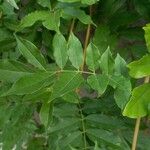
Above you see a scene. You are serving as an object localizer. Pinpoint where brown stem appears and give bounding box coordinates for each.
[68,18,75,37]
[81,6,92,71]
[131,76,150,150]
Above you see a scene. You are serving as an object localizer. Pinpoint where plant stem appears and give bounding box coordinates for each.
[68,18,75,37]
[81,6,92,71]
[132,117,141,150]
[131,76,149,150]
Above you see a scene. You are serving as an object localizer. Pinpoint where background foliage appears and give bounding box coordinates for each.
[0,0,150,149]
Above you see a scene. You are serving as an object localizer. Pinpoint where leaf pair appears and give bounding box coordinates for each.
[123,23,150,118]
[53,32,83,69]
[123,54,150,118]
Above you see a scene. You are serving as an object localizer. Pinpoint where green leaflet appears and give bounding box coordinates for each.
[109,75,131,109]
[2,103,34,150]
[53,33,68,69]
[100,47,114,75]
[50,72,84,101]
[58,0,80,3]
[15,36,47,71]
[81,0,99,5]
[128,54,150,78]
[58,0,99,5]
[2,72,55,96]
[123,83,150,118]
[143,23,150,53]
[6,0,19,9]
[37,0,51,9]
[62,92,79,103]
[18,10,61,32]
[87,74,109,96]
[23,88,51,102]
[40,101,53,127]
[93,26,117,54]
[86,129,122,147]
[68,33,83,69]
[86,114,125,130]
[114,54,128,77]
[58,131,82,148]
[86,43,100,72]
[62,7,93,25]
[0,59,33,82]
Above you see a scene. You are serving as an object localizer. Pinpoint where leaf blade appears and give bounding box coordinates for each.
[53,33,68,69]
[68,33,83,69]
[15,36,47,71]
[123,83,150,118]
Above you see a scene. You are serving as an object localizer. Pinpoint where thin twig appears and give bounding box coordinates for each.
[131,76,149,150]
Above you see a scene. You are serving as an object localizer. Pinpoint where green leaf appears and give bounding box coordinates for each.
[86,43,100,72]
[15,36,47,71]
[86,129,122,147]
[143,24,150,53]
[23,88,51,102]
[62,92,79,103]
[100,47,114,75]
[127,54,150,78]
[87,74,109,96]
[53,33,68,69]
[81,0,99,5]
[2,103,34,150]
[58,0,99,5]
[68,33,83,69]
[6,0,19,9]
[62,7,93,25]
[50,72,84,101]
[114,54,128,77]
[19,10,60,32]
[58,131,82,148]
[37,0,51,9]
[2,72,55,96]
[123,83,150,118]
[109,75,131,109]
[42,10,61,33]
[40,102,53,127]
[93,26,117,54]
[0,60,33,82]
[58,0,80,3]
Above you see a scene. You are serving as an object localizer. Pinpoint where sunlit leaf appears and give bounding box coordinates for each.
[128,54,150,78]
[123,83,150,118]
